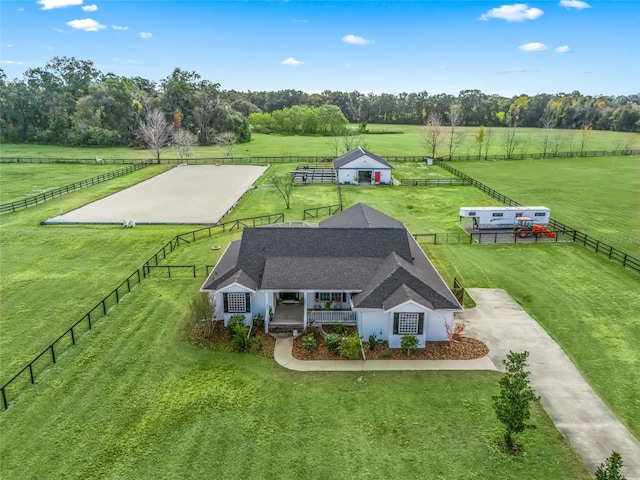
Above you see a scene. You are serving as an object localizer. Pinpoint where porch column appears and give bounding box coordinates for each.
[303,292,308,330]
[264,291,270,333]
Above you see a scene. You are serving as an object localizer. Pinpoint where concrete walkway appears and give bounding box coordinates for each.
[274,336,496,371]
[273,288,640,478]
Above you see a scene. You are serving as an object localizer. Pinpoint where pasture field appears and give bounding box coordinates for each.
[0,159,637,478]
[1,126,638,160]
[450,156,640,256]
[0,163,131,203]
[0,278,590,480]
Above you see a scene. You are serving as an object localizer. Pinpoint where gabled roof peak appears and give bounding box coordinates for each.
[319,203,404,229]
[333,148,393,169]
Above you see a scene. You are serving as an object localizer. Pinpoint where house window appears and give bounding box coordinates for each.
[492,212,503,217]
[224,293,250,313]
[393,313,424,335]
[535,212,546,217]
[316,292,346,302]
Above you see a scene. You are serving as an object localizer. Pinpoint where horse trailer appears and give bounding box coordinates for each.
[459,206,550,230]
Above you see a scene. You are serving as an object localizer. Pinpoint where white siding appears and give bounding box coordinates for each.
[358,310,388,344]
[337,154,392,185]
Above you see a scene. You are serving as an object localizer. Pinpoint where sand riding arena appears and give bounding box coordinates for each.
[44,165,268,225]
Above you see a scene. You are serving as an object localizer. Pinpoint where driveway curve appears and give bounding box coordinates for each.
[460,288,640,479]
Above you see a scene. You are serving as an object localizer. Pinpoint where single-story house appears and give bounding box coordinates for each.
[200,203,462,349]
[333,147,393,185]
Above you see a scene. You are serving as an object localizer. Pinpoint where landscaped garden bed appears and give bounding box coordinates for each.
[189,320,275,358]
[292,326,488,361]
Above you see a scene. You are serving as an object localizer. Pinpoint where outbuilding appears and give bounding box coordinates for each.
[333,147,393,185]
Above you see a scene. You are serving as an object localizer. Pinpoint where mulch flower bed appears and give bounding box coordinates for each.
[188,320,276,358]
[292,327,488,361]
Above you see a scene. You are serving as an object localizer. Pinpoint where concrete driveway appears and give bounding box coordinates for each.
[460,288,640,479]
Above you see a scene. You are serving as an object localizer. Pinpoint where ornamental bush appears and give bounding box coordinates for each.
[340,333,361,360]
[302,334,318,351]
[401,334,419,355]
[325,334,343,355]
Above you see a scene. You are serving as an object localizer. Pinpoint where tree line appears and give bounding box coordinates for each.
[1,56,638,148]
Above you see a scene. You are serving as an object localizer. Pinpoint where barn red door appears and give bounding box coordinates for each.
[374,171,381,183]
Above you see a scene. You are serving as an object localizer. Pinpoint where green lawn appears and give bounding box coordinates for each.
[0,278,590,480]
[422,242,640,437]
[0,163,130,203]
[1,158,638,478]
[1,126,638,159]
[450,156,640,256]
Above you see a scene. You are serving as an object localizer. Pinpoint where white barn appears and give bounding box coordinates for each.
[333,147,393,185]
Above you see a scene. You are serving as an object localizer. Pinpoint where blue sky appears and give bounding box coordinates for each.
[1,0,638,96]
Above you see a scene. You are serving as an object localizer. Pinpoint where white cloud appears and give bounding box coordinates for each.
[1,60,25,65]
[560,0,591,9]
[47,46,54,50]
[17,7,25,11]
[292,19,308,23]
[519,42,548,51]
[82,4,98,12]
[7,44,13,48]
[139,32,153,39]
[281,57,303,66]
[555,45,571,53]
[112,25,128,30]
[67,18,106,32]
[53,27,67,33]
[479,3,544,21]
[38,0,83,10]
[342,34,373,45]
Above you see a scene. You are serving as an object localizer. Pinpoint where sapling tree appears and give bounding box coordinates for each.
[269,172,295,209]
[139,108,174,163]
[595,452,627,480]
[493,350,539,453]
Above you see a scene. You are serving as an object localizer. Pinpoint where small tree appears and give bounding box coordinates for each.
[424,111,443,159]
[595,451,626,480]
[189,292,215,338]
[172,128,197,160]
[213,131,237,158]
[493,351,539,454]
[401,334,419,356]
[269,173,295,209]
[475,126,485,159]
[139,108,174,163]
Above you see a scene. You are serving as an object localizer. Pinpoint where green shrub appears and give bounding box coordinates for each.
[253,313,264,329]
[340,333,361,360]
[249,335,264,354]
[401,334,419,356]
[595,451,626,480]
[380,349,392,359]
[231,322,251,352]
[227,314,246,335]
[330,324,349,335]
[302,334,318,351]
[325,334,343,355]
[368,334,377,351]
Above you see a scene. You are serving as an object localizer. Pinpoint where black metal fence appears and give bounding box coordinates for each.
[452,277,465,304]
[303,204,343,220]
[2,148,636,166]
[436,161,640,274]
[0,212,284,410]
[399,178,473,187]
[413,230,569,245]
[0,162,151,214]
[442,149,639,162]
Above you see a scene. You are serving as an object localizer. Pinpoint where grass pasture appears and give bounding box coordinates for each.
[0,163,131,203]
[0,155,638,478]
[1,126,638,160]
[450,156,640,256]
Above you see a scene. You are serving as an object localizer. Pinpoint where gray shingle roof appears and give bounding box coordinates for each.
[333,147,393,169]
[201,203,461,311]
[319,203,404,229]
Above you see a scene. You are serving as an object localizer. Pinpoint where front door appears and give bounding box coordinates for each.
[280,292,299,302]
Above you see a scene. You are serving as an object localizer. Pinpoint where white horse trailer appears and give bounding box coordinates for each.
[459,206,550,229]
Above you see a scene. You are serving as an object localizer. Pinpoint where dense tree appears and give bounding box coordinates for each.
[1,56,638,147]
